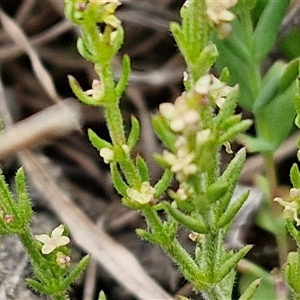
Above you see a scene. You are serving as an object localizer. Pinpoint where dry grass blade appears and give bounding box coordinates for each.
[0,99,81,160]
[19,150,175,300]
[0,8,60,103]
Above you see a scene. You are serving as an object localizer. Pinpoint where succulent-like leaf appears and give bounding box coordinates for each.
[127,115,140,149]
[238,279,261,300]
[252,0,290,63]
[218,148,246,211]
[153,169,173,198]
[163,202,208,234]
[135,155,150,182]
[213,245,252,283]
[290,163,300,189]
[116,54,131,97]
[61,255,90,291]
[88,129,112,150]
[110,162,128,196]
[217,190,249,229]
[152,115,176,152]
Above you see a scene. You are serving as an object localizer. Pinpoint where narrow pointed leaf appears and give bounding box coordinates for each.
[15,167,32,223]
[163,202,208,234]
[154,169,173,198]
[127,115,140,149]
[207,181,228,204]
[238,279,261,300]
[135,155,150,182]
[218,120,252,144]
[214,89,239,127]
[61,255,90,290]
[88,129,112,150]
[152,115,176,152]
[290,163,300,189]
[213,245,252,283]
[110,162,128,196]
[116,54,131,97]
[252,0,290,63]
[217,190,249,228]
[219,148,246,210]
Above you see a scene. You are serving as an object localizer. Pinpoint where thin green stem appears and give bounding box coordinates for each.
[141,208,207,289]
[263,152,288,270]
[105,102,126,145]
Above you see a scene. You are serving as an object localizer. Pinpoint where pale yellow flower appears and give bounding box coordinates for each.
[35,224,70,255]
[89,0,121,28]
[159,95,199,132]
[206,0,238,25]
[84,79,104,100]
[100,147,114,164]
[194,74,237,108]
[56,252,71,268]
[126,182,155,205]
[274,197,300,226]
[163,148,198,181]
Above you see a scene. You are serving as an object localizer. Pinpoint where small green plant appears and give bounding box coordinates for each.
[0,0,299,299]
[65,0,258,299]
[0,167,89,300]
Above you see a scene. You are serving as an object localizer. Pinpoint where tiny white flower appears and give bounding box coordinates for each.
[290,188,300,199]
[100,147,114,164]
[159,95,199,132]
[206,0,237,25]
[85,79,104,100]
[56,252,71,268]
[194,74,211,95]
[196,129,211,144]
[274,197,300,226]
[126,182,155,205]
[163,148,198,181]
[35,224,70,255]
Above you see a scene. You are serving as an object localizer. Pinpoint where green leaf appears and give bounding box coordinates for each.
[218,119,252,144]
[239,266,275,300]
[206,181,228,204]
[252,0,290,63]
[238,134,275,153]
[279,58,300,94]
[110,163,128,196]
[213,245,252,283]
[116,54,131,98]
[0,169,17,216]
[26,278,52,295]
[68,75,100,106]
[218,148,246,211]
[127,115,140,149]
[219,33,252,68]
[255,83,296,149]
[153,169,173,198]
[98,291,107,300]
[214,88,239,128]
[163,202,208,234]
[217,190,249,228]
[135,155,150,182]
[238,279,261,300]
[214,18,260,111]
[15,167,32,224]
[253,61,285,113]
[152,115,176,152]
[88,129,112,150]
[61,255,90,291]
[290,163,300,189]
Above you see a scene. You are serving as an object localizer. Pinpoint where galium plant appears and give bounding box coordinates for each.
[0,0,298,299]
[65,0,259,299]
[0,167,89,300]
